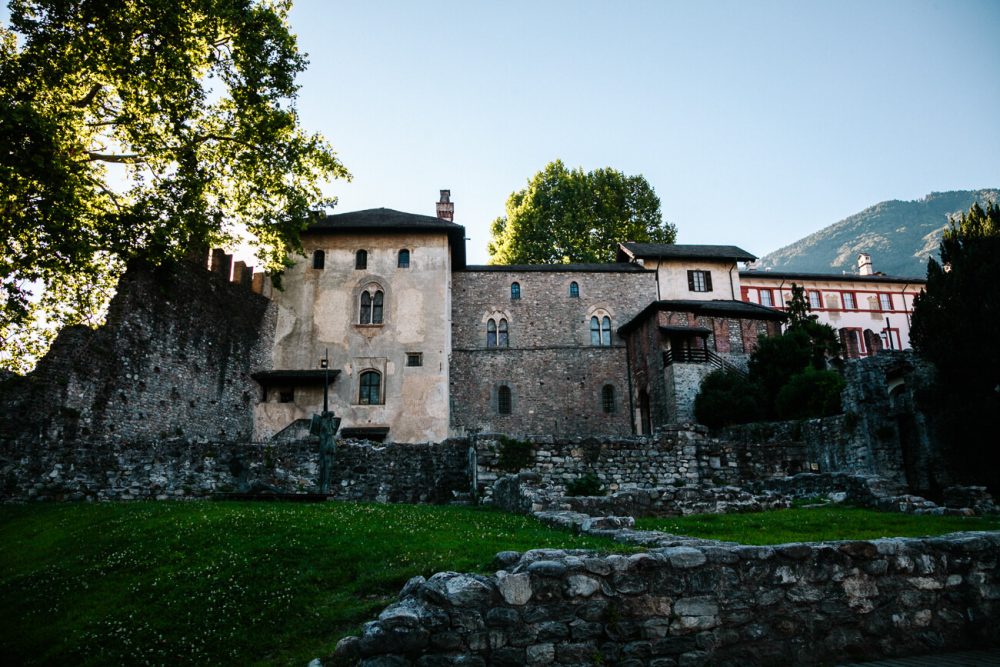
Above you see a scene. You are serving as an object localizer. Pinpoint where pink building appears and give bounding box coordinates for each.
[739,253,926,357]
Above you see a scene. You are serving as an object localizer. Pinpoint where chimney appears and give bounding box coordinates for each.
[857,253,873,276]
[436,189,454,222]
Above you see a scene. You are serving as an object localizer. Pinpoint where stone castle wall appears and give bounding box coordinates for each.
[450,268,655,438]
[343,532,1000,665]
[0,437,471,503]
[0,258,276,445]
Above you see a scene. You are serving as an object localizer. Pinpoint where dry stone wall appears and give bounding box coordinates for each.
[339,531,1000,666]
[0,437,470,504]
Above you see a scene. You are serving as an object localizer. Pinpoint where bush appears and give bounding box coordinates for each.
[694,369,763,429]
[775,368,845,420]
[496,436,534,472]
[565,473,605,496]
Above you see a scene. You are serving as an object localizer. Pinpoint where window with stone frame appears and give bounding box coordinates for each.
[498,385,512,415]
[591,315,612,346]
[487,316,509,348]
[358,370,382,405]
[687,270,712,292]
[398,249,410,268]
[569,281,579,298]
[601,384,616,413]
[312,249,325,270]
[355,249,368,270]
[360,286,384,324]
[511,282,521,300]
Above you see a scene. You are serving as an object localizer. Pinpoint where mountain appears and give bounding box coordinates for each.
[758,189,999,277]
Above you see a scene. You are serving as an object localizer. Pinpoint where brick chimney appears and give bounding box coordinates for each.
[857,253,873,276]
[436,189,454,222]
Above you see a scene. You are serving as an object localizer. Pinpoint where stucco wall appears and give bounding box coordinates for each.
[261,232,453,443]
[651,258,743,300]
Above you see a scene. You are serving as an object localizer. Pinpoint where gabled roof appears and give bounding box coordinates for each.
[617,243,757,263]
[304,208,467,267]
[462,263,649,274]
[618,299,786,335]
[738,269,925,285]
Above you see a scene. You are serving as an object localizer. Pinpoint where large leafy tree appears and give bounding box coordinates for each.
[911,201,1000,489]
[487,160,676,264]
[1,0,349,372]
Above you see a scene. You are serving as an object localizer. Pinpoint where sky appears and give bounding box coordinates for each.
[285,0,1000,264]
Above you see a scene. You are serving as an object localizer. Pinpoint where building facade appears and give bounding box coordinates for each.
[252,194,790,443]
[739,253,925,357]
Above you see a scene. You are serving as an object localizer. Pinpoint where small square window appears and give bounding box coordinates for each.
[406,353,422,367]
[279,389,294,403]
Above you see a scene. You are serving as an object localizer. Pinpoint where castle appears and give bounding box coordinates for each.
[244,191,922,444]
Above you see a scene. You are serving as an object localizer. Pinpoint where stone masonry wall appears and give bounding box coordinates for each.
[342,531,1000,666]
[0,258,276,445]
[0,437,470,503]
[449,268,655,439]
[474,428,807,501]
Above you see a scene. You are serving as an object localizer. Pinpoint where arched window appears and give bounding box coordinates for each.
[601,384,616,414]
[312,249,325,270]
[591,315,612,346]
[486,316,509,348]
[359,287,385,324]
[398,249,410,268]
[511,282,521,300]
[487,319,497,348]
[569,281,579,298]
[359,370,381,405]
[355,249,367,270]
[498,386,512,415]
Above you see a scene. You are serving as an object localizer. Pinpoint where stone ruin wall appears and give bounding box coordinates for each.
[0,256,276,446]
[342,532,1000,666]
[0,437,470,504]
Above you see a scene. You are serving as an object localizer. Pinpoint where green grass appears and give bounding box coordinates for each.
[635,505,1000,545]
[0,501,628,667]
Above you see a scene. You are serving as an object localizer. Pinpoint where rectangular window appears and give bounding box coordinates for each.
[879,293,893,311]
[808,290,821,309]
[759,289,773,307]
[842,292,855,310]
[687,270,712,292]
[406,353,422,367]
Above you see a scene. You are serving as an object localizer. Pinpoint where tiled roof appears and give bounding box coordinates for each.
[619,243,757,262]
[303,208,466,266]
[739,270,926,285]
[462,263,649,273]
[618,299,786,335]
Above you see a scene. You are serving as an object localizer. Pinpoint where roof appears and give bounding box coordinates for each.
[618,299,786,335]
[617,243,757,263]
[659,325,712,335]
[462,263,650,274]
[739,270,926,285]
[304,208,467,267]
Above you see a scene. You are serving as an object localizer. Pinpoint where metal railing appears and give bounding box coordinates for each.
[663,348,749,377]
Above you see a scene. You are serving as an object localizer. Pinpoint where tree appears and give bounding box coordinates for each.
[910,201,1000,489]
[1,0,350,372]
[487,160,676,264]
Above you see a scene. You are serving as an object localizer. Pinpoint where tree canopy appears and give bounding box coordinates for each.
[910,201,1000,490]
[487,160,676,264]
[1,0,349,372]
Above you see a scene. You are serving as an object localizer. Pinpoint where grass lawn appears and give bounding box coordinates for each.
[0,501,627,667]
[634,504,1000,545]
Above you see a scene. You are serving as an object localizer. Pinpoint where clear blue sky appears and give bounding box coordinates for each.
[288,0,1000,264]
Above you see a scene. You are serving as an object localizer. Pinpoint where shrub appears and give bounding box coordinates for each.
[496,436,534,472]
[775,368,845,420]
[694,369,763,429]
[565,473,605,496]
